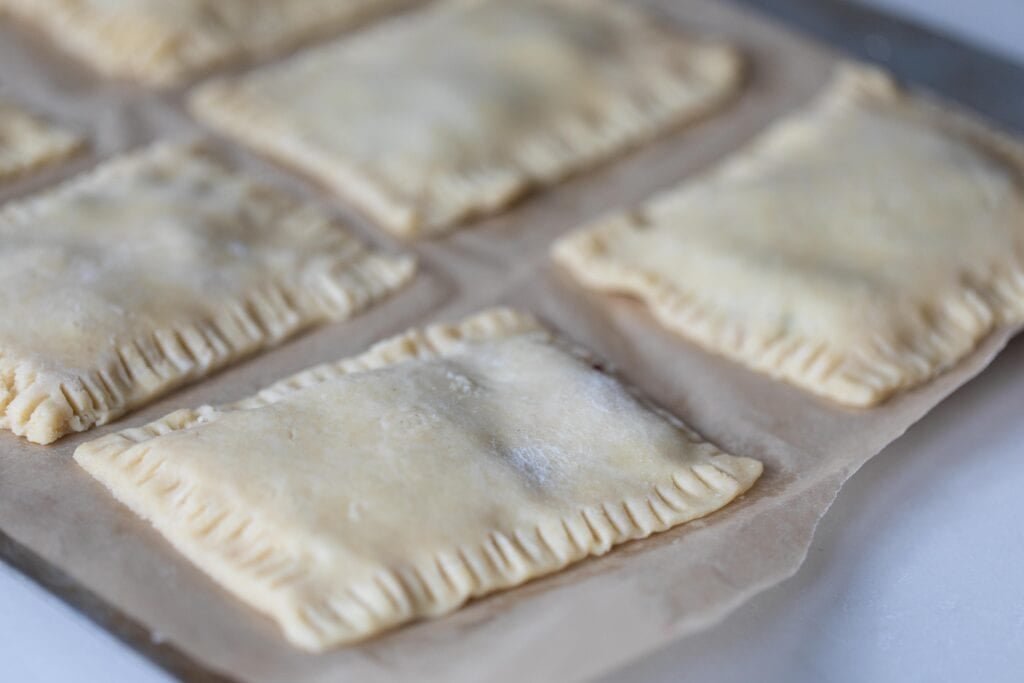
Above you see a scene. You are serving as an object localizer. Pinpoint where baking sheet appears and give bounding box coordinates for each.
[0,1,1022,681]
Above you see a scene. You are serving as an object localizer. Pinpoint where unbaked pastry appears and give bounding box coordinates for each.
[554,65,1024,407]
[0,99,82,182]
[74,308,762,650]
[0,141,414,444]
[190,0,741,237]
[0,0,419,86]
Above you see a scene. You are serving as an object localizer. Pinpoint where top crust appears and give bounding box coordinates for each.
[0,0,420,86]
[75,308,762,650]
[554,64,1024,407]
[190,0,742,237]
[0,142,414,444]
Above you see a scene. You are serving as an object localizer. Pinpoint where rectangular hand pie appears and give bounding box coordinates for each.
[0,0,418,86]
[0,142,414,444]
[190,0,741,237]
[0,99,82,182]
[554,65,1024,407]
[74,308,762,650]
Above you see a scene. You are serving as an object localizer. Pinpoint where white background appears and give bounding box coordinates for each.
[857,0,1024,63]
[2,2,1022,681]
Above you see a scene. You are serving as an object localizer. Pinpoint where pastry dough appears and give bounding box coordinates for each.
[554,65,1024,407]
[0,0,418,86]
[0,142,414,444]
[190,0,741,237]
[74,308,762,650]
[0,99,82,182]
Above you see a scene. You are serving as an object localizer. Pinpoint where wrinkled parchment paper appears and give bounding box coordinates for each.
[0,1,1020,681]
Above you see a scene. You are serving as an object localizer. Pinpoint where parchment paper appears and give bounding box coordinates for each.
[0,1,1020,681]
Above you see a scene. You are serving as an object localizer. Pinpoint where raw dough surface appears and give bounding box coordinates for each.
[0,141,414,444]
[0,0,418,85]
[0,99,82,182]
[74,308,762,650]
[554,65,1024,406]
[191,0,741,237]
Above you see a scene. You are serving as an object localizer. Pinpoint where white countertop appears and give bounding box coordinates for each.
[2,2,1022,681]
[609,336,1024,683]
[853,0,1024,63]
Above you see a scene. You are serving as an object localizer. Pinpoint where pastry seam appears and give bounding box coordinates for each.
[0,100,84,181]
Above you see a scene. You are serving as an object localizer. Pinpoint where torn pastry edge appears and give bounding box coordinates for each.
[0,141,415,444]
[0,0,417,86]
[74,307,762,651]
[0,100,84,182]
[188,0,743,237]
[553,63,1024,408]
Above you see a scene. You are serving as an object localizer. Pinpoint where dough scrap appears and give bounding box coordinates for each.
[0,141,414,444]
[74,308,762,650]
[0,99,82,182]
[554,65,1024,407]
[190,0,741,237]
[0,0,419,86]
